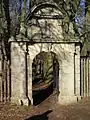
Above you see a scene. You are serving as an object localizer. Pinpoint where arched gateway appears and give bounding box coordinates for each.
[32,51,59,105]
[9,1,81,105]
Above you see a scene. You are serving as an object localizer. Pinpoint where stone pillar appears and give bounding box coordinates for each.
[58,44,76,104]
[88,59,90,96]
[87,58,89,96]
[83,59,86,97]
[27,56,33,105]
[75,45,80,96]
[58,43,81,104]
[81,58,84,96]
[11,42,30,105]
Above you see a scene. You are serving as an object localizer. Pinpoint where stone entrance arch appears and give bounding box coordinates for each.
[9,0,81,105]
[32,51,59,105]
[27,43,61,105]
[10,41,81,105]
[26,42,79,105]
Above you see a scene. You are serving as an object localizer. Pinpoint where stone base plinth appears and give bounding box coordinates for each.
[11,97,33,106]
[58,95,82,105]
[20,98,33,106]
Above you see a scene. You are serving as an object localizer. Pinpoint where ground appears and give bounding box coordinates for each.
[0,95,90,120]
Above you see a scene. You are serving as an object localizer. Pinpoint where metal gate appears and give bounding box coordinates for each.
[81,56,90,97]
[0,39,11,102]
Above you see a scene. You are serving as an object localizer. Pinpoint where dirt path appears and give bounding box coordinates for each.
[0,96,90,120]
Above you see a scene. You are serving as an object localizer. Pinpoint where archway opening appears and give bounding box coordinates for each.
[32,51,59,105]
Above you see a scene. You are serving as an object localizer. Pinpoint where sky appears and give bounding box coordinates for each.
[9,0,86,32]
[9,0,86,17]
[9,0,30,15]
[75,0,85,32]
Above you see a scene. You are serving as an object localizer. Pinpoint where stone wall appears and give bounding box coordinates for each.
[9,0,81,105]
[10,41,81,105]
[11,42,27,104]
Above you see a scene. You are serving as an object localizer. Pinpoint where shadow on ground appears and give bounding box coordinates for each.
[24,110,52,120]
[33,83,53,105]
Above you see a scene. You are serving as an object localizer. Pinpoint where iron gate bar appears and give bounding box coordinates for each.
[80,56,90,97]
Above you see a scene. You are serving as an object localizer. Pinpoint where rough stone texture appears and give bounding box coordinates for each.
[27,10,63,41]
[8,1,81,105]
[10,41,81,105]
[11,42,26,104]
[75,45,80,96]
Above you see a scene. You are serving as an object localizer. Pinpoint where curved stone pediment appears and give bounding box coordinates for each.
[31,0,61,8]
[26,1,65,21]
